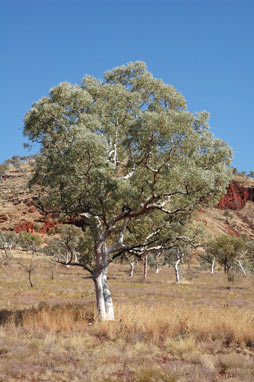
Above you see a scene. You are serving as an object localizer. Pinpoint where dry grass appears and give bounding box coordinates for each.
[1,258,254,381]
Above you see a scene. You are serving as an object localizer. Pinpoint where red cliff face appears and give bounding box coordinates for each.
[218,181,254,210]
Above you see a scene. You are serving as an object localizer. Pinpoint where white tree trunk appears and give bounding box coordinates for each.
[174,259,181,283]
[211,257,215,274]
[102,267,115,320]
[65,252,70,268]
[94,241,115,321]
[238,260,247,276]
[155,252,161,273]
[93,271,115,321]
[74,251,78,263]
[94,273,107,321]
[129,260,135,277]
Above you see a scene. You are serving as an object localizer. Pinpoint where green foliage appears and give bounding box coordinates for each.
[0,231,19,249]
[0,231,19,265]
[24,61,233,273]
[199,251,215,270]
[18,232,41,254]
[206,235,245,276]
[44,225,95,271]
[244,240,254,272]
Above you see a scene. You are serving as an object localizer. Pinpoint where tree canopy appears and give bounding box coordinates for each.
[206,235,246,277]
[24,61,233,320]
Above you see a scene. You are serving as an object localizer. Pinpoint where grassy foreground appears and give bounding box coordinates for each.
[1,255,254,381]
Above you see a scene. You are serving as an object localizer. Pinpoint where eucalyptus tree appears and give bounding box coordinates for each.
[24,61,232,320]
[0,231,19,265]
[18,232,41,256]
[124,253,137,278]
[128,216,204,283]
[244,240,254,273]
[206,235,246,280]
[44,225,83,266]
[199,251,216,273]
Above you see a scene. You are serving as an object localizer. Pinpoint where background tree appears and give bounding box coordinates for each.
[45,225,84,266]
[17,232,42,287]
[199,251,216,273]
[18,257,35,288]
[206,235,246,281]
[24,61,232,320]
[0,231,19,266]
[242,240,254,273]
[18,232,41,256]
[162,221,203,283]
[124,253,138,278]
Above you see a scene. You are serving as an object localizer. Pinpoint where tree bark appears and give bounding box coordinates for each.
[211,257,215,274]
[93,273,107,321]
[174,259,181,283]
[125,255,135,277]
[28,270,33,288]
[102,267,115,320]
[129,260,135,277]
[93,242,115,321]
[143,254,148,281]
[238,260,247,276]
[155,252,161,273]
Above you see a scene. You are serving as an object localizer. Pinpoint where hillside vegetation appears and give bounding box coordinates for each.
[1,156,254,239]
[1,156,254,381]
[1,257,254,381]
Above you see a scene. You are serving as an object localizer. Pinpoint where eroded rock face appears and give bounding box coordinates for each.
[38,219,58,234]
[13,221,34,233]
[218,181,254,210]
[0,214,8,223]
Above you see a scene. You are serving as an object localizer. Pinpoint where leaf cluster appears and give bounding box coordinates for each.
[206,235,245,274]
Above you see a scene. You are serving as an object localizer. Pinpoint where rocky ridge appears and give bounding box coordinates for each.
[1,158,254,239]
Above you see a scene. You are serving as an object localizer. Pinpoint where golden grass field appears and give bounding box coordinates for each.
[1,254,254,382]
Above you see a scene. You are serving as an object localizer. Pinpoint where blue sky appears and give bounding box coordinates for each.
[1,0,253,171]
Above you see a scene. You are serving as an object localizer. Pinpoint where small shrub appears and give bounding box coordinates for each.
[164,336,196,356]
[135,367,177,382]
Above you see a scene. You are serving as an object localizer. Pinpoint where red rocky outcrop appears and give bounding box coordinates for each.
[218,181,254,210]
[38,219,58,234]
[13,221,35,233]
[0,214,8,223]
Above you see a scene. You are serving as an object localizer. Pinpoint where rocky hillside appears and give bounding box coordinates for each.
[197,176,254,239]
[0,156,57,234]
[1,156,254,239]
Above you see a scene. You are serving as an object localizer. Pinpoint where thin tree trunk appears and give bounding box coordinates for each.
[65,252,70,268]
[144,254,148,281]
[238,260,247,276]
[28,270,33,287]
[125,255,135,277]
[129,261,135,277]
[211,257,215,274]
[155,252,161,273]
[174,259,181,283]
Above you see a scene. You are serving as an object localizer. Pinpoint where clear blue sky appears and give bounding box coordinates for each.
[1,0,253,171]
